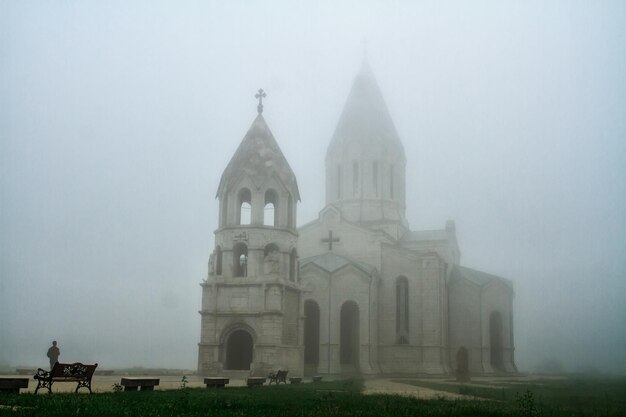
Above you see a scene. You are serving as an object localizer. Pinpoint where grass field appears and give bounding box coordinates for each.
[1,377,625,416]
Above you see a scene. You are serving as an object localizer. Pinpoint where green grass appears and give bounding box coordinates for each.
[1,377,625,416]
[396,376,626,416]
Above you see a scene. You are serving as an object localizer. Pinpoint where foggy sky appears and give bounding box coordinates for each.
[1,1,625,373]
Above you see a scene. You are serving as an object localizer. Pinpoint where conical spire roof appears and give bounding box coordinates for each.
[217,114,300,200]
[328,61,405,156]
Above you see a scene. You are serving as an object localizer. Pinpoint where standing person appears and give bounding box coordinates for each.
[47,341,60,370]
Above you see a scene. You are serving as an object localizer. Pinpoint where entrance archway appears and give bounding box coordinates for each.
[340,301,359,370]
[226,329,253,370]
[456,346,470,381]
[304,300,320,367]
[490,311,504,371]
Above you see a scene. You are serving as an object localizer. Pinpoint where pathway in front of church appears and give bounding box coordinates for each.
[4,374,488,398]
[362,378,472,400]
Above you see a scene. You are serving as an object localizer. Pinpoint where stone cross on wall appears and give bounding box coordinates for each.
[321,230,340,251]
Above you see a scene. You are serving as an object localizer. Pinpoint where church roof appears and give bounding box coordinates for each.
[402,229,449,242]
[450,265,513,290]
[327,61,405,156]
[300,252,376,276]
[217,113,300,200]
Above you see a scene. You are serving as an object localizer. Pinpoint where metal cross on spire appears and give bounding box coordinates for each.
[255,88,266,114]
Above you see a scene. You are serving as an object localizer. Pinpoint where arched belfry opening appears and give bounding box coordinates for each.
[233,243,248,277]
[490,311,504,371]
[340,301,360,371]
[264,189,278,226]
[238,188,252,225]
[264,243,279,257]
[225,329,253,370]
[304,300,320,371]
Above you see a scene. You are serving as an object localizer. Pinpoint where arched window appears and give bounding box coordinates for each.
[490,311,504,371]
[396,276,409,344]
[304,300,320,366]
[340,301,359,367]
[264,189,278,226]
[238,188,252,225]
[264,243,279,257]
[233,243,248,277]
[289,249,297,282]
[215,246,222,275]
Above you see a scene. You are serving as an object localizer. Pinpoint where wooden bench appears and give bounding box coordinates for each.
[33,362,98,394]
[289,377,302,384]
[312,375,322,383]
[204,377,229,388]
[120,378,160,391]
[268,370,288,385]
[0,378,29,394]
[246,377,266,387]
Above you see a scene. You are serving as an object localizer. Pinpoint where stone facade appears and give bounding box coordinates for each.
[198,64,517,377]
[197,113,303,377]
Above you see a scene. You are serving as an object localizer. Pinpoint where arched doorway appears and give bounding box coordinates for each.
[304,300,320,373]
[340,301,359,371]
[226,329,253,370]
[490,311,504,371]
[456,346,470,381]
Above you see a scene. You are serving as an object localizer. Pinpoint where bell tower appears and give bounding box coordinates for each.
[198,90,303,376]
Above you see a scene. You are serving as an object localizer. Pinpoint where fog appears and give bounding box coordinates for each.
[1,1,624,373]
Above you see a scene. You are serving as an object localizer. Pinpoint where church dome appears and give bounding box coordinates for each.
[217,113,300,201]
[324,62,408,237]
[328,61,405,159]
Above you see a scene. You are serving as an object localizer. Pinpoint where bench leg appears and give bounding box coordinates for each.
[34,379,52,394]
[76,380,93,394]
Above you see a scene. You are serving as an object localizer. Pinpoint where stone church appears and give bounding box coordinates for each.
[198,63,517,377]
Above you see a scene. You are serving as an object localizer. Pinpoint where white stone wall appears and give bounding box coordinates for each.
[299,263,378,375]
[481,281,516,373]
[448,279,483,373]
